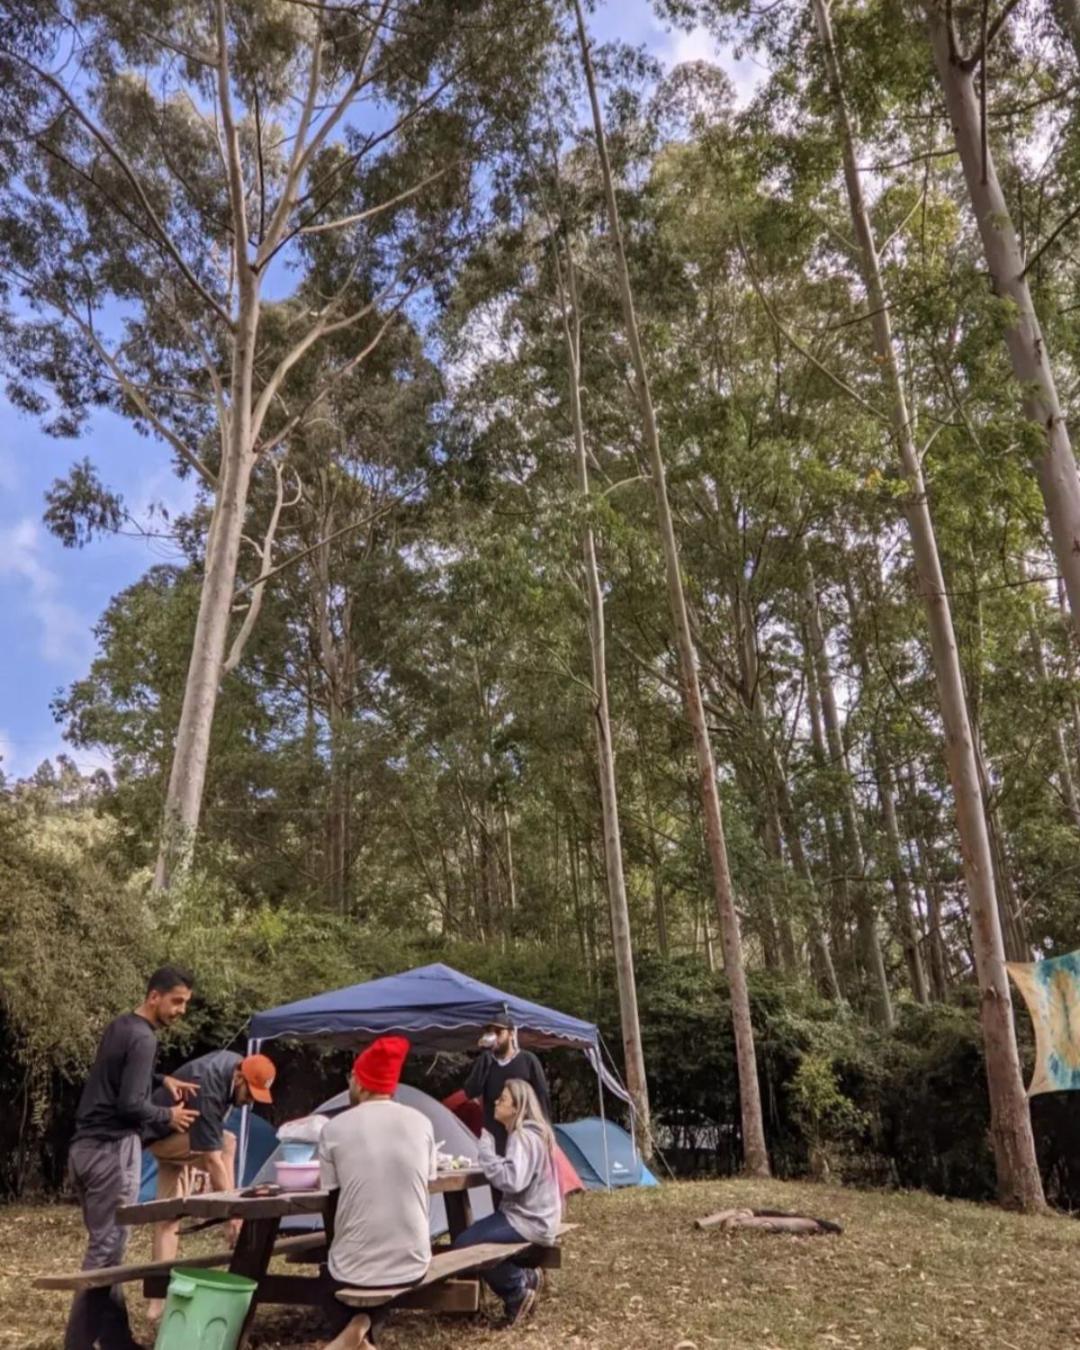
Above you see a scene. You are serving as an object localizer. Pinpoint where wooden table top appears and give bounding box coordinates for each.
[118,1168,487,1224]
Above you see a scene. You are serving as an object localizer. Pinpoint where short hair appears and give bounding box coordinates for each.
[147,965,194,996]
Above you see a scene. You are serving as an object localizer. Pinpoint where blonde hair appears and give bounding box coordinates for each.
[500,1078,554,1155]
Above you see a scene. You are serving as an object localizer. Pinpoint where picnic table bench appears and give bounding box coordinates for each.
[36,1173,570,1343]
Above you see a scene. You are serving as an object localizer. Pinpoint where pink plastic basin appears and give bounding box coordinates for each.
[274,1161,321,1191]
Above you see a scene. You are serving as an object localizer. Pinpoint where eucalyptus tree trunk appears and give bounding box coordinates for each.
[769,743,843,1001]
[842,569,929,1004]
[923,6,1080,642]
[1052,0,1080,62]
[804,630,854,979]
[802,562,893,1028]
[556,242,653,1159]
[630,676,670,956]
[573,0,769,1175]
[877,754,929,1004]
[1058,579,1080,771]
[312,494,354,912]
[764,793,799,972]
[156,321,258,887]
[903,765,951,1002]
[971,730,1029,963]
[733,590,797,971]
[1025,593,1080,830]
[815,0,1045,1210]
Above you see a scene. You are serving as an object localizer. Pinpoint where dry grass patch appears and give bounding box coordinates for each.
[4,1179,1077,1349]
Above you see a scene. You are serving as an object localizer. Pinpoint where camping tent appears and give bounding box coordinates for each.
[555,1118,659,1190]
[138,1108,278,1203]
[242,963,632,1182]
[254,1083,495,1239]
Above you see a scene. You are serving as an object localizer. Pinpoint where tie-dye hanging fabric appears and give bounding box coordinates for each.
[1007,949,1080,1096]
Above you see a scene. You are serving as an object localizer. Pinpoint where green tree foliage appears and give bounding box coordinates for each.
[5,0,1080,1206]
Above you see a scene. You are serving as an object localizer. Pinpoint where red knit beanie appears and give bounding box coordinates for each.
[353,1035,410,1094]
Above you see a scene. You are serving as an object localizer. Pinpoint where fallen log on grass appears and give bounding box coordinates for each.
[695,1207,842,1235]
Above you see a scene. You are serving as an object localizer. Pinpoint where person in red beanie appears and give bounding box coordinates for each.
[318,1036,436,1350]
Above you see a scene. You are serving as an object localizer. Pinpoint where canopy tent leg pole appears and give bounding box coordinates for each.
[238,1037,259,1187]
[594,1033,639,1166]
[597,1068,611,1192]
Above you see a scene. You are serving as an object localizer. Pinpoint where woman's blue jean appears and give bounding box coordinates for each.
[451,1211,530,1307]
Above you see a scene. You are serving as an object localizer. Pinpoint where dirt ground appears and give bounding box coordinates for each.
[3,1177,1077,1349]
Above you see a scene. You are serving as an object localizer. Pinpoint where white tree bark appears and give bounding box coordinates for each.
[924,5,1080,642]
[155,264,259,886]
[802,561,893,1028]
[1023,586,1080,830]
[815,0,1045,1211]
[573,0,769,1176]
[154,7,413,886]
[555,239,653,1159]
[1052,0,1080,62]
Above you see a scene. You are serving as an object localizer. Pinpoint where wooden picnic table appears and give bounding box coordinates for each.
[115,1170,489,1345]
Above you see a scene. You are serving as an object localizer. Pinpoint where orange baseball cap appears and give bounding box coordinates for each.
[240,1053,276,1104]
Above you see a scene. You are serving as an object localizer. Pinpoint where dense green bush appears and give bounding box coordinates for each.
[1,784,1070,1206]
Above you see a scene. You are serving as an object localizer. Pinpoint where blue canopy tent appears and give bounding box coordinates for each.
[241,962,632,1182]
[249,962,607,1052]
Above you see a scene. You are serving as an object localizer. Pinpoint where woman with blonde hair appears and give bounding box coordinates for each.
[452,1077,561,1325]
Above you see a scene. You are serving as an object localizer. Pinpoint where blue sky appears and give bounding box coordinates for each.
[0,2,757,782]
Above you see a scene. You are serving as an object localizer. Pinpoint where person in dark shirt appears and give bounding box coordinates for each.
[463,1021,551,1156]
[145,1050,276,1317]
[65,966,198,1350]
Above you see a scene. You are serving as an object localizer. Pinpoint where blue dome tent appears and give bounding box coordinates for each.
[240,962,636,1186]
[555,1118,659,1190]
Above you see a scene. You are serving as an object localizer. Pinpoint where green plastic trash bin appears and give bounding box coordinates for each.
[153,1268,257,1350]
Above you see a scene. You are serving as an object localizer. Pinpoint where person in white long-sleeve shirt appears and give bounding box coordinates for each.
[452,1078,561,1325]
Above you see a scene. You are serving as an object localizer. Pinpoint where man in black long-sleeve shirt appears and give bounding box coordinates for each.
[65,966,199,1350]
[463,1022,551,1155]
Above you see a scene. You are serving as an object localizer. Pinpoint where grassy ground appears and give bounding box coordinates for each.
[4,1179,1078,1349]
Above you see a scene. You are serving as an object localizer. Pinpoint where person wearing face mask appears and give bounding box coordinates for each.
[463,1020,551,1156]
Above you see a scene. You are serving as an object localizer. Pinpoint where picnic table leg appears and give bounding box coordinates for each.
[229,1215,281,1348]
[444,1190,473,1242]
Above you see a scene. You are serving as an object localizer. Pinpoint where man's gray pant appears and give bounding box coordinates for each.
[64,1134,142,1350]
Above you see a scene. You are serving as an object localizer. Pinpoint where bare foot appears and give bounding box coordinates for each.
[324,1313,373,1350]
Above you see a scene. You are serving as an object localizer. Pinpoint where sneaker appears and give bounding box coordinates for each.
[504,1278,538,1327]
[532,1267,545,1298]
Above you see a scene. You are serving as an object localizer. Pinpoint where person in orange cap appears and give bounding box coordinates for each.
[319,1036,437,1350]
[145,1050,277,1319]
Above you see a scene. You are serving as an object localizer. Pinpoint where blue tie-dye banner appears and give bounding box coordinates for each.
[1007,949,1080,1095]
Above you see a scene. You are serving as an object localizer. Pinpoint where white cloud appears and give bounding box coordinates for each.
[0,517,90,664]
[668,24,719,66]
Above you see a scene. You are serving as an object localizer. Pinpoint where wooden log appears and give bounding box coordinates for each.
[695,1208,755,1230]
[695,1208,842,1235]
